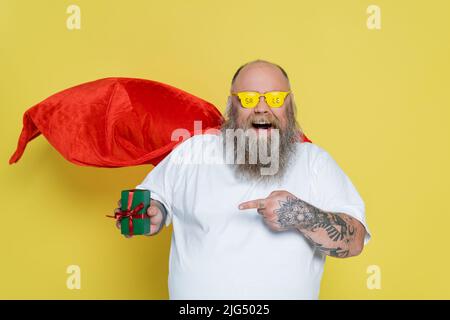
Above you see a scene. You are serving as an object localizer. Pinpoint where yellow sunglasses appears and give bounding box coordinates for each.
[231,91,291,108]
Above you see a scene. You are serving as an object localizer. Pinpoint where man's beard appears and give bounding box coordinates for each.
[220,104,300,184]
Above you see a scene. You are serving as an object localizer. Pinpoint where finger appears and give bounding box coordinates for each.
[147,205,160,217]
[150,213,162,225]
[267,223,283,232]
[114,208,121,229]
[257,208,266,216]
[150,224,159,235]
[269,190,283,196]
[144,223,160,237]
[263,217,283,230]
[239,199,265,210]
[117,199,121,207]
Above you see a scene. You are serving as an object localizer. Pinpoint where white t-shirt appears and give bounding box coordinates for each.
[136,134,371,300]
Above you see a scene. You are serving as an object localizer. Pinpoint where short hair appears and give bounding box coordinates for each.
[231,59,290,86]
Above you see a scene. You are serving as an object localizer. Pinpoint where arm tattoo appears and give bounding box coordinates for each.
[274,196,357,256]
[304,234,350,258]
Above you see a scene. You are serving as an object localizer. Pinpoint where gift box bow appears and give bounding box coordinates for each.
[106,202,149,236]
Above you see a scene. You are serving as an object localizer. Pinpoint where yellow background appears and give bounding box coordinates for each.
[1,0,449,299]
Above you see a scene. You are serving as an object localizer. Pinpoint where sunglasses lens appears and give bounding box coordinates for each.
[266,92,287,108]
[238,92,259,108]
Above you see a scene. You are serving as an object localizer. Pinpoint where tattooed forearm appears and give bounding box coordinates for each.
[303,234,350,258]
[274,196,363,258]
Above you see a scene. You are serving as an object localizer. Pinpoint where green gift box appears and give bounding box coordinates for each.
[117,189,151,236]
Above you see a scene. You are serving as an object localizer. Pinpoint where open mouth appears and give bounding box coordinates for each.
[251,121,273,130]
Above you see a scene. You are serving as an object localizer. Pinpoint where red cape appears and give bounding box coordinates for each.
[9,77,311,167]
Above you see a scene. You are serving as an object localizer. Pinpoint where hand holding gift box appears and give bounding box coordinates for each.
[107,189,166,237]
[107,189,151,236]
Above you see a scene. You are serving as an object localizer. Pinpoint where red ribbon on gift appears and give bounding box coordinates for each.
[106,191,148,236]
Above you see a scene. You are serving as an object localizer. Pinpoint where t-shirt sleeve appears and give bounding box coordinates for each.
[135,140,189,227]
[312,148,371,245]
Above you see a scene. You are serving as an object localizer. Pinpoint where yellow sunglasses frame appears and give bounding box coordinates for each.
[231,91,291,108]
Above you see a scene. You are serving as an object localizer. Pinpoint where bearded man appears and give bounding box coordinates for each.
[114,59,371,299]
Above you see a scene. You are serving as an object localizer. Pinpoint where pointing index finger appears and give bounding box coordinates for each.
[239,199,265,210]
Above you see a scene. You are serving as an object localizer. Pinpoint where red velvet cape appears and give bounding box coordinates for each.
[9,77,310,167]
